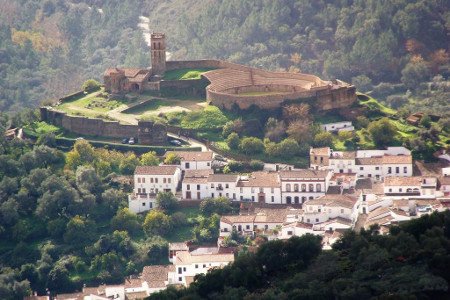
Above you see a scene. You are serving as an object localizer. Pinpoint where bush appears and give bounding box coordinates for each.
[351,75,373,92]
[156,192,179,213]
[386,94,409,109]
[226,132,240,150]
[239,137,264,155]
[81,79,101,92]
[313,132,333,147]
[171,212,188,227]
[227,161,244,172]
[368,118,398,147]
[249,160,264,171]
[200,197,232,216]
[143,210,172,236]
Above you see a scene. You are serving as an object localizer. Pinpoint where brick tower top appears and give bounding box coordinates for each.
[151,33,166,75]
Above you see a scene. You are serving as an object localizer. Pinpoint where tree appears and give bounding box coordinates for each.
[419,114,431,128]
[66,140,97,170]
[351,75,372,92]
[287,120,313,144]
[401,61,430,90]
[156,191,178,213]
[111,208,140,235]
[264,118,286,142]
[199,197,232,216]
[140,151,159,166]
[239,137,264,155]
[226,132,240,150]
[64,215,96,246]
[81,79,101,92]
[313,132,333,147]
[119,153,140,175]
[164,153,181,165]
[76,165,103,195]
[282,104,311,123]
[368,118,397,147]
[143,210,172,236]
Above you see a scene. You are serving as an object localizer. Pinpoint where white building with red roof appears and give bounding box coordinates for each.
[165,151,214,170]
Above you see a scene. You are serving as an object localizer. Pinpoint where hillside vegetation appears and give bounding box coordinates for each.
[150,211,450,299]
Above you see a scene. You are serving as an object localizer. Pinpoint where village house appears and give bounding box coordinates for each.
[219,207,302,237]
[128,165,181,213]
[166,151,214,171]
[182,169,213,200]
[167,249,235,287]
[279,169,332,204]
[440,167,450,196]
[208,174,239,200]
[383,176,438,199]
[320,121,354,133]
[279,222,323,240]
[302,194,360,226]
[310,146,413,181]
[236,172,282,204]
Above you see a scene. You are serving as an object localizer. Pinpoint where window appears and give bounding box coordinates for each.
[151,178,154,183]
[360,167,364,171]
[168,178,171,184]
[375,167,379,170]
[211,184,214,188]
[314,156,317,162]
[163,178,166,183]
[251,196,255,201]
[315,218,319,223]
[246,225,250,230]
[178,267,182,274]
[259,187,263,193]
[302,196,306,203]
[341,209,344,213]
[309,196,313,200]
[388,167,392,174]
[211,193,214,198]
[197,185,200,190]
[287,230,293,236]
[155,178,158,183]
[320,157,323,163]
[226,193,229,198]
[187,184,190,190]
[185,162,190,169]
[203,264,206,268]
[307,219,310,223]
[362,195,366,201]
[240,196,243,200]
[142,178,145,183]
[368,174,372,178]
[138,188,141,194]
[286,184,291,192]
[318,208,321,212]
[294,184,299,192]
[142,202,145,206]
[396,167,399,173]
[316,184,321,192]
[179,277,182,282]
[301,184,306,192]
[265,225,268,229]
[138,178,141,183]
[240,187,243,193]
[309,184,314,192]
[207,162,210,166]
[271,196,274,202]
[225,184,229,188]
[404,166,407,173]
[195,264,198,269]
[150,202,153,208]
[399,188,403,192]
[389,188,392,192]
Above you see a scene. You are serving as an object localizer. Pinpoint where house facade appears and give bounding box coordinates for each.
[129,165,181,213]
[166,151,214,171]
[279,170,332,204]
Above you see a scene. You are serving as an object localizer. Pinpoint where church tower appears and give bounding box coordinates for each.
[150,33,166,75]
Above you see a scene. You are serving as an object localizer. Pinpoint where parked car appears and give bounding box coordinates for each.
[170,139,182,146]
[75,137,85,141]
[128,137,135,145]
[122,138,128,144]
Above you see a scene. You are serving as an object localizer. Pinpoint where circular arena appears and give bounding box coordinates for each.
[200,62,356,111]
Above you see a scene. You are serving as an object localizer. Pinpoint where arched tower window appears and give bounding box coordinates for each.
[286,184,291,192]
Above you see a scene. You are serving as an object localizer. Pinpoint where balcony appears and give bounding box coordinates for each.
[216,186,224,191]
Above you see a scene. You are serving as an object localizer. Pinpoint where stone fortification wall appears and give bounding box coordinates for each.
[207,88,315,110]
[40,107,167,144]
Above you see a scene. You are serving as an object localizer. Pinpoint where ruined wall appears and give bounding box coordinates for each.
[40,107,167,144]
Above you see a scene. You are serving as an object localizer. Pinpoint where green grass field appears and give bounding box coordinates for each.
[163,68,214,80]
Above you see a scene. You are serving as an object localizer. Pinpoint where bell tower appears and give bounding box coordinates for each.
[150,33,166,75]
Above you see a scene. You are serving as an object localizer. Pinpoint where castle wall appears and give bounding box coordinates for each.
[40,107,167,144]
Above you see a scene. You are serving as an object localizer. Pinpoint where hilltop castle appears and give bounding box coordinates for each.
[104,33,356,111]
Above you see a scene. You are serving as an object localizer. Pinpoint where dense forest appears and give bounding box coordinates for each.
[0,0,448,113]
[150,211,450,299]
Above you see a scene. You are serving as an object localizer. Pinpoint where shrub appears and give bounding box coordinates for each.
[156,192,178,213]
[227,161,244,172]
[249,160,264,171]
[200,197,232,216]
[239,137,264,155]
[81,79,101,92]
[143,210,172,236]
[313,131,333,147]
[351,75,373,92]
[226,132,240,150]
[368,118,398,147]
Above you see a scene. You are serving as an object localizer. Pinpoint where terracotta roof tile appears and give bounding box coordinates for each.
[305,194,357,209]
[135,165,179,175]
[310,147,330,156]
[175,251,234,264]
[207,174,239,182]
[184,169,214,178]
[141,265,171,288]
[382,155,412,164]
[279,169,329,179]
[237,172,280,187]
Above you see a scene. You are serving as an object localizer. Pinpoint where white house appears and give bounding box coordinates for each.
[168,250,234,286]
[207,174,239,200]
[320,121,354,133]
[182,169,213,200]
[383,176,438,199]
[279,169,332,204]
[236,172,282,204]
[329,151,356,174]
[302,194,359,226]
[220,207,303,237]
[166,151,214,170]
[279,222,323,240]
[129,165,181,213]
[141,265,173,295]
